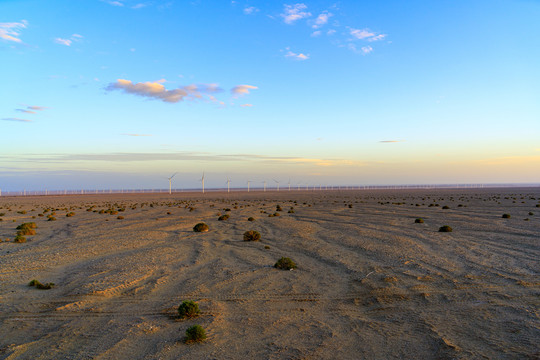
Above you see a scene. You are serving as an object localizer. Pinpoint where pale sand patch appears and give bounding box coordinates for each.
[0,189,539,359]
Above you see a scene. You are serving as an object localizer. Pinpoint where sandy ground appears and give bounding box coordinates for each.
[0,188,538,359]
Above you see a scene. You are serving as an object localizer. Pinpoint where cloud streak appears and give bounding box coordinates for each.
[0,20,27,43]
[379,140,405,143]
[312,12,332,29]
[284,47,309,60]
[350,28,386,42]
[106,79,225,103]
[231,85,258,96]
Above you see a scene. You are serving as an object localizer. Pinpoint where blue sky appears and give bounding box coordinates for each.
[1,0,539,191]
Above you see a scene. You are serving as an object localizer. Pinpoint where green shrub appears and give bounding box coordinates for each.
[502,214,511,218]
[47,216,57,221]
[17,222,37,230]
[438,225,453,232]
[528,212,534,216]
[66,212,75,217]
[274,257,297,270]
[178,300,200,318]
[28,279,54,289]
[264,245,270,249]
[414,218,424,223]
[247,217,255,222]
[442,206,450,209]
[193,223,209,232]
[185,325,206,343]
[14,235,26,243]
[243,230,261,242]
[218,214,229,221]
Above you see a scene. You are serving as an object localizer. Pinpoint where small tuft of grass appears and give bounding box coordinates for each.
[414,218,424,223]
[14,235,26,243]
[218,214,229,221]
[264,245,271,249]
[243,230,261,242]
[247,217,255,222]
[442,205,450,209]
[438,225,453,232]
[178,300,200,319]
[66,212,75,217]
[117,216,124,220]
[502,214,511,219]
[274,257,297,270]
[193,223,209,232]
[185,325,206,343]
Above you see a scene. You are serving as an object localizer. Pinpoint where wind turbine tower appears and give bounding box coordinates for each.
[247,180,251,192]
[288,178,291,191]
[273,179,280,192]
[167,172,178,194]
[201,172,205,194]
[263,180,267,192]
[226,178,231,193]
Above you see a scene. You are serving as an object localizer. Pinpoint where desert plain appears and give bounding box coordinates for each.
[0,188,538,359]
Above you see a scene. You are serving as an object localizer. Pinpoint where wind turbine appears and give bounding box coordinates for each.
[167,172,178,194]
[201,172,205,194]
[288,178,291,191]
[226,177,231,193]
[263,180,267,192]
[273,179,280,192]
[247,180,251,192]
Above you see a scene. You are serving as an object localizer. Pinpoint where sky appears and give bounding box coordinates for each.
[1,0,539,191]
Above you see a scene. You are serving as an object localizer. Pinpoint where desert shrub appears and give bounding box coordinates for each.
[288,209,295,213]
[414,218,424,223]
[117,216,124,220]
[218,214,229,221]
[247,217,255,222]
[185,325,206,343]
[17,228,35,236]
[442,206,450,209]
[167,211,171,215]
[17,222,37,230]
[276,205,283,211]
[17,210,27,214]
[66,212,75,217]
[528,212,534,216]
[178,300,200,318]
[274,257,297,270]
[438,225,453,232]
[14,235,26,243]
[502,214,511,218]
[193,223,209,232]
[268,212,280,217]
[264,245,270,249]
[243,230,261,242]
[28,279,54,289]
[47,216,57,221]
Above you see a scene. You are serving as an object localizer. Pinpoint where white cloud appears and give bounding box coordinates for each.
[240,103,253,107]
[2,117,32,122]
[350,28,386,42]
[327,29,336,35]
[243,6,258,15]
[106,79,225,103]
[284,47,309,60]
[105,0,124,6]
[348,44,373,55]
[132,3,146,9]
[312,12,332,29]
[361,45,373,54]
[367,34,386,42]
[350,28,375,40]
[231,85,258,96]
[311,31,321,37]
[0,20,28,43]
[55,38,72,46]
[281,3,311,24]
[54,34,83,46]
